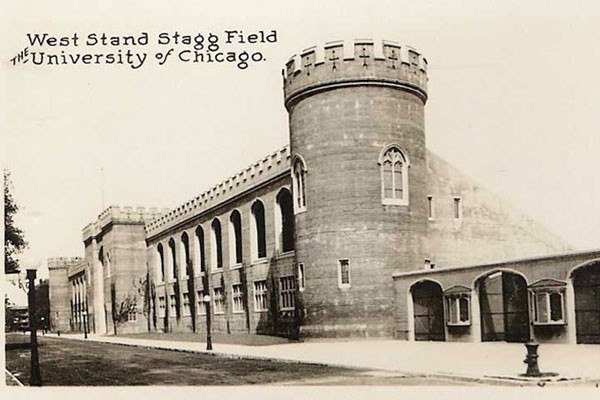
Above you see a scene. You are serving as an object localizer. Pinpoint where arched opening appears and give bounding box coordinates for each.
[411,280,445,341]
[195,226,205,273]
[181,232,192,277]
[157,244,165,281]
[105,251,111,278]
[276,188,294,253]
[98,246,104,269]
[168,238,178,280]
[572,261,600,344]
[211,219,223,269]
[476,270,529,342]
[229,210,243,265]
[251,201,266,260]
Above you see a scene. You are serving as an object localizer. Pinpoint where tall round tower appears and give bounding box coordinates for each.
[283,39,429,338]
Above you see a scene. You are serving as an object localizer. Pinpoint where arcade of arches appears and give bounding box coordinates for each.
[398,255,600,344]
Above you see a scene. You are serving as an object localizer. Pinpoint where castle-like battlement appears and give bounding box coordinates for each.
[82,205,169,240]
[145,145,291,238]
[47,257,84,270]
[283,39,428,109]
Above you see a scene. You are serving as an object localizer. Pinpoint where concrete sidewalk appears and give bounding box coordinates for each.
[45,333,600,384]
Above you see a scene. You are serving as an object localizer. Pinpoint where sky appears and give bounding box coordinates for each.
[3,1,600,294]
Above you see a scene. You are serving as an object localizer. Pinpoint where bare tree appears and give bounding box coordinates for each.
[110,283,137,335]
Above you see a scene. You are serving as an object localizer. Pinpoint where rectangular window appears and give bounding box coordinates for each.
[254,280,268,312]
[453,197,462,219]
[338,259,351,288]
[213,287,225,314]
[158,296,166,318]
[128,305,137,322]
[279,276,296,310]
[169,295,176,314]
[197,290,206,315]
[530,290,565,325]
[427,196,435,220]
[445,295,471,326]
[183,293,190,316]
[298,263,305,291]
[232,284,244,313]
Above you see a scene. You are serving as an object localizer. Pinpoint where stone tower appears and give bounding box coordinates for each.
[283,39,429,338]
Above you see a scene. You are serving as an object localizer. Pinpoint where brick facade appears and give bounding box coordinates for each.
[49,38,595,342]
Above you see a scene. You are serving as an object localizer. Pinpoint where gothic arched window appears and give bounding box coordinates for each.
[379,145,409,205]
[292,156,307,213]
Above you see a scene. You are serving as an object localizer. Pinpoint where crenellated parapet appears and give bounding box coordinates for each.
[47,257,84,270]
[82,205,169,241]
[145,145,291,238]
[283,39,428,110]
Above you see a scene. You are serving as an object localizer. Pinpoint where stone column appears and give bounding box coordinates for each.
[471,287,482,342]
[565,280,577,344]
[71,280,76,329]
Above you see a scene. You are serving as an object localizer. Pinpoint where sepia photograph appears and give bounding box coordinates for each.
[2,0,600,395]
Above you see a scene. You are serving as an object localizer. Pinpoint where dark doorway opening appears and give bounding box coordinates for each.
[412,280,445,341]
[478,271,529,342]
[573,262,600,344]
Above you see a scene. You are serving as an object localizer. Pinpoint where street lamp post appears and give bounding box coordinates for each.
[26,269,42,386]
[203,295,212,350]
[82,310,88,339]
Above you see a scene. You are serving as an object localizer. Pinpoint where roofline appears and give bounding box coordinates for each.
[392,248,600,279]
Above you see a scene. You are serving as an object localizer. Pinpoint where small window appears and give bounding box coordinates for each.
[169,295,177,314]
[444,286,471,326]
[213,287,225,314]
[338,259,351,288]
[528,279,566,325]
[254,280,268,312]
[158,296,166,317]
[183,293,190,316]
[427,196,435,220]
[196,290,206,315]
[298,263,305,291]
[232,284,244,313]
[279,276,296,310]
[453,197,462,219]
[127,304,137,322]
